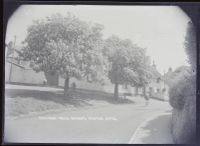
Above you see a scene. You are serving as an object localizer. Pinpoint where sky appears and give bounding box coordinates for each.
[6,5,191,74]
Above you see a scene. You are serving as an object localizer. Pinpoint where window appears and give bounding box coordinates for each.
[162,88,166,92]
[124,84,128,89]
[157,77,161,83]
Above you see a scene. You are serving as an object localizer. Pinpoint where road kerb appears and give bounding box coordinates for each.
[128,112,171,144]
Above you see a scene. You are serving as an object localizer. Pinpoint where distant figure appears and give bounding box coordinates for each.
[71,82,76,91]
[43,78,47,86]
[162,88,167,101]
[144,95,150,106]
[70,82,76,98]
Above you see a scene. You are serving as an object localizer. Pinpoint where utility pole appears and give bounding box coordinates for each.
[8,36,16,83]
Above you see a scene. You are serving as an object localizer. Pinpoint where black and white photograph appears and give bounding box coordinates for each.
[3,4,196,144]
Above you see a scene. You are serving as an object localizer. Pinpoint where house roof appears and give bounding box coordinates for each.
[6,60,25,69]
[149,65,162,79]
[6,57,32,70]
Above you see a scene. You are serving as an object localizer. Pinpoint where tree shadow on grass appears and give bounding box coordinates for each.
[136,114,174,144]
[74,89,135,104]
[5,88,135,107]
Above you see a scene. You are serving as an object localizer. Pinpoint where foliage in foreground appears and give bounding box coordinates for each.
[169,73,195,110]
[169,21,196,144]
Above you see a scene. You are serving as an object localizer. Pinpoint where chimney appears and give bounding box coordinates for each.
[168,67,172,72]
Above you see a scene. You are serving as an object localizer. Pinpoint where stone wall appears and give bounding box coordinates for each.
[5,62,45,85]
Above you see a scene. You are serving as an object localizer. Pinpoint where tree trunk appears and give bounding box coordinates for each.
[135,87,138,96]
[64,76,70,96]
[143,85,146,96]
[114,83,119,99]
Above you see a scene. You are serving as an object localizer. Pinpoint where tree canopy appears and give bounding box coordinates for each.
[103,36,152,98]
[19,12,156,98]
[20,13,105,94]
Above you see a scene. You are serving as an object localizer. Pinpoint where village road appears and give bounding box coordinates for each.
[4,97,172,143]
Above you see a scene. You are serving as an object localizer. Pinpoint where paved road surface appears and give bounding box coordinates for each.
[4,97,172,144]
[131,113,174,144]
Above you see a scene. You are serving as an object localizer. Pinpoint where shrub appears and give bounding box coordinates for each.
[184,21,196,70]
[169,72,195,109]
[170,21,196,144]
[169,83,185,110]
[170,75,196,143]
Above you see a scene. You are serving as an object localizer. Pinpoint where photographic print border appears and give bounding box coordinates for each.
[2,1,200,145]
